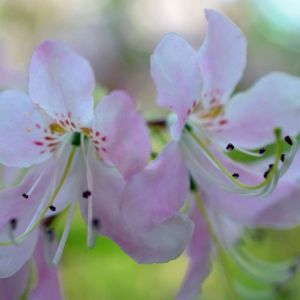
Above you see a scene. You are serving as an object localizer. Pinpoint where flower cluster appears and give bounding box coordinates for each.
[1,8,300,300]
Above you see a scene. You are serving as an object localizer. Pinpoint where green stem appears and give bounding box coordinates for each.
[194,192,240,300]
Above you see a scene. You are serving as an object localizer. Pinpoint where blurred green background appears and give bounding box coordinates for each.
[1,0,300,299]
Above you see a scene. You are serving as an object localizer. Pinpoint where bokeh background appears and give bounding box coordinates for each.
[1,0,300,299]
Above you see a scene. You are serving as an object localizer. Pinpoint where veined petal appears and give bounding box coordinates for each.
[94,91,150,178]
[216,72,300,148]
[29,40,95,127]
[177,205,212,300]
[151,33,202,140]
[121,142,189,230]
[198,9,246,104]
[0,264,29,299]
[0,90,52,167]
[29,232,63,300]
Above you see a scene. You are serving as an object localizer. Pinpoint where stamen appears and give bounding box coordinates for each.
[49,205,56,212]
[226,143,234,151]
[281,154,285,162]
[9,218,17,230]
[52,202,75,265]
[82,190,92,199]
[285,136,293,146]
[92,218,101,230]
[24,169,46,197]
[189,176,198,192]
[184,126,291,197]
[264,170,270,179]
[80,134,95,248]
[8,218,18,245]
[232,173,239,179]
[259,148,266,155]
[46,228,55,242]
[0,147,77,246]
[229,246,298,283]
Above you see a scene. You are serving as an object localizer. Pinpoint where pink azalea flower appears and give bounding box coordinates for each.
[0,40,193,278]
[150,9,299,197]
[150,9,300,299]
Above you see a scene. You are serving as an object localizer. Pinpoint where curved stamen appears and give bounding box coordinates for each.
[183,125,294,196]
[228,247,298,283]
[0,147,77,246]
[24,169,46,198]
[8,218,18,245]
[52,202,75,265]
[80,134,95,248]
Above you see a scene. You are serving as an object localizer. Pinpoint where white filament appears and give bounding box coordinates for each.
[52,202,75,265]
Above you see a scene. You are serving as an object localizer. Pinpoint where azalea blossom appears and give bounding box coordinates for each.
[151,9,299,197]
[0,40,193,278]
[150,9,300,299]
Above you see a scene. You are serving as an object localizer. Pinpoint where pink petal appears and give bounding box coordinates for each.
[81,147,193,263]
[121,142,189,230]
[0,90,52,167]
[151,33,202,140]
[215,72,300,148]
[94,91,150,178]
[117,142,193,263]
[177,205,212,300]
[0,264,29,300]
[79,154,125,237]
[119,214,194,264]
[29,40,95,127]
[198,9,246,104]
[29,233,63,300]
[0,228,39,278]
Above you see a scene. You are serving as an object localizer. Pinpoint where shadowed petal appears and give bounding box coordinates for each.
[0,264,29,300]
[29,233,63,300]
[177,204,212,300]
[94,91,150,179]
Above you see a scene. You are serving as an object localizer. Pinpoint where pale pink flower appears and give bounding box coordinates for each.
[150,9,300,299]
[0,39,192,279]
